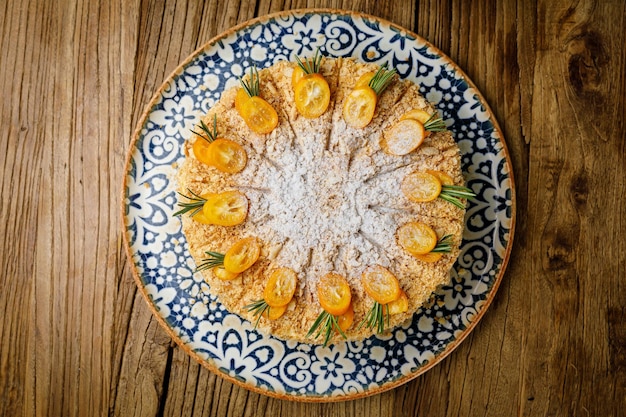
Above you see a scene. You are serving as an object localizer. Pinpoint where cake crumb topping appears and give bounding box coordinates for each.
[177,58,466,344]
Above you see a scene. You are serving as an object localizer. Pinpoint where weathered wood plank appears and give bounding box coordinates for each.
[519,0,626,416]
[0,0,140,416]
[0,0,42,414]
[2,0,626,416]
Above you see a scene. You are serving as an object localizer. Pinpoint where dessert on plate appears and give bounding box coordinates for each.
[175,53,473,345]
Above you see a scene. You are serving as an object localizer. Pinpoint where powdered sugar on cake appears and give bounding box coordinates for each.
[177,58,466,343]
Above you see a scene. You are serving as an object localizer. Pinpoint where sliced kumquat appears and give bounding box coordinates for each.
[235,87,250,115]
[213,266,240,281]
[380,118,426,155]
[294,74,330,118]
[190,115,246,173]
[263,303,287,320]
[223,237,261,273]
[387,290,409,315]
[241,96,279,134]
[291,65,305,90]
[317,272,352,316]
[195,250,225,273]
[174,190,212,218]
[202,191,248,226]
[401,171,442,202]
[399,108,433,125]
[263,267,297,307]
[207,138,247,173]
[337,303,354,332]
[192,137,213,165]
[396,222,438,255]
[413,252,444,263]
[192,209,213,225]
[427,170,455,186]
[187,192,214,224]
[354,71,376,88]
[342,86,377,128]
[362,265,401,304]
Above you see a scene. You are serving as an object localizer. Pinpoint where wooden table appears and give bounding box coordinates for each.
[2,0,625,415]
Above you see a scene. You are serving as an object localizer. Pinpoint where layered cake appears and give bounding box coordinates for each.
[176,55,471,345]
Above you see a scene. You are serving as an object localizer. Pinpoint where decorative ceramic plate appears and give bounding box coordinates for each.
[122,9,515,401]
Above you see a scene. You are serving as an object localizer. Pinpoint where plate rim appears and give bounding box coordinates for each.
[120,7,517,402]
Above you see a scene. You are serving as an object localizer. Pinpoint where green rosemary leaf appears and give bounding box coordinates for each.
[244,299,270,329]
[195,251,225,272]
[441,185,476,197]
[385,304,390,327]
[322,313,334,347]
[358,306,371,330]
[173,189,207,217]
[430,234,454,254]
[438,193,467,209]
[190,115,218,143]
[307,310,347,347]
[295,48,323,74]
[307,310,328,338]
[378,303,385,333]
[368,63,397,95]
[239,65,260,97]
[359,301,388,334]
[438,184,476,209]
[422,113,447,132]
[331,313,347,340]
[196,251,224,272]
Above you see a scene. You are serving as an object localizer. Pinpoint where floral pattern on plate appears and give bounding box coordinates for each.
[123,10,515,401]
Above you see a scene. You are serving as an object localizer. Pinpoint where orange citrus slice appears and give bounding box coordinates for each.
[192,137,212,165]
[380,118,426,155]
[206,138,247,173]
[263,304,287,320]
[387,290,409,315]
[401,171,442,202]
[354,71,375,88]
[263,267,298,308]
[362,265,401,304]
[337,303,354,332]
[291,65,305,90]
[427,170,455,186]
[317,272,352,316]
[342,86,377,128]
[202,191,248,226]
[396,222,438,255]
[399,108,432,124]
[413,252,444,263]
[240,96,278,134]
[235,87,249,116]
[213,266,240,281]
[294,73,330,118]
[223,237,260,274]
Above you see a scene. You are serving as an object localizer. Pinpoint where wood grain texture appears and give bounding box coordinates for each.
[1,0,625,416]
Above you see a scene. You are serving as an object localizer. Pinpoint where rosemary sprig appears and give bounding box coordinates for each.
[307,310,347,347]
[439,185,476,209]
[173,189,207,217]
[239,65,260,97]
[422,112,447,132]
[368,63,397,95]
[191,114,218,143]
[359,302,389,334]
[294,48,323,74]
[430,234,454,254]
[244,299,270,328]
[195,251,225,272]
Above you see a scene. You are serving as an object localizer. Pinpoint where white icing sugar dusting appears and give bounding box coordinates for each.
[178,58,466,342]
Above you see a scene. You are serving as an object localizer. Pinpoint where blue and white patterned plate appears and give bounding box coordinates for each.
[122,9,515,401]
